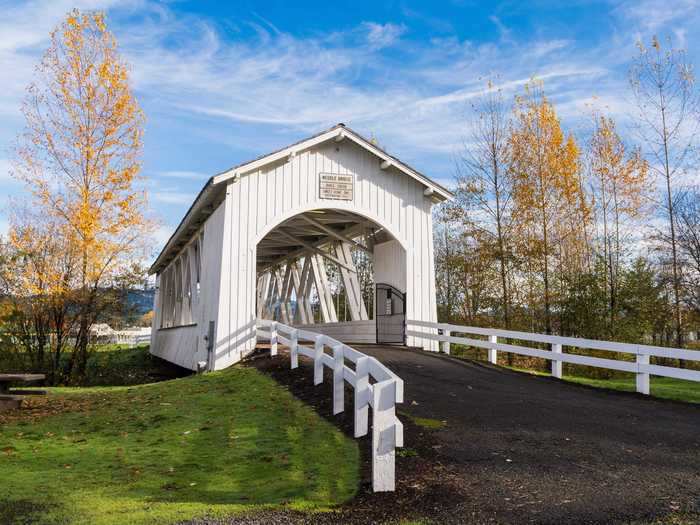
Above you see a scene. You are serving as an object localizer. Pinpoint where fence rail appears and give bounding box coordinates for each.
[113,333,151,347]
[256,319,404,492]
[407,320,700,395]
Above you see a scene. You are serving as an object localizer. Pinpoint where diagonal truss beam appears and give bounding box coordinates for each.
[276,228,356,273]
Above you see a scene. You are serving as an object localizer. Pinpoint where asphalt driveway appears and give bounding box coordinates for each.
[245,345,700,524]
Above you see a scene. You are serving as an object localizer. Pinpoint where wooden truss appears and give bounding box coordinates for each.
[257,210,384,324]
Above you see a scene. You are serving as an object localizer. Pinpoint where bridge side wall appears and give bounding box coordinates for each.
[150,200,227,370]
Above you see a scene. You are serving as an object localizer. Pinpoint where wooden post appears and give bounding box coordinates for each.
[636,352,650,395]
[270,321,278,357]
[488,334,498,364]
[442,329,451,354]
[290,329,299,369]
[372,380,397,492]
[314,336,324,385]
[332,344,345,415]
[354,356,370,438]
[551,343,562,379]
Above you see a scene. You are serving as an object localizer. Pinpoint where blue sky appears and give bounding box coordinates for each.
[1,0,699,246]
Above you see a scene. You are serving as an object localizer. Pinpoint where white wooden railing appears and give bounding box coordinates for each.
[408,320,700,394]
[256,319,404,492]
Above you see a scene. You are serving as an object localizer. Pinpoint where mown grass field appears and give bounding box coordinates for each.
[0,366,360,525]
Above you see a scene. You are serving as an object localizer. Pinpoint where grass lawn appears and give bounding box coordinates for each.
[0,366,359,525]
[564,375,700,403]
[505,366,700,404]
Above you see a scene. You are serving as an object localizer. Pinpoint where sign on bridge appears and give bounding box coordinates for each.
[319,173,354,201]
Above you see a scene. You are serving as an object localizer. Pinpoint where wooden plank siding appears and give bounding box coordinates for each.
[152,137,440,371]
[151,201,226,370]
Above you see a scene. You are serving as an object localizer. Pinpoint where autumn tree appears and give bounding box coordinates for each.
[0,211,79,382]
[630,36,700,348]
[12,10,152,380]
[455,81,514,329]
[589,114,649,336]
[508,82,587,334]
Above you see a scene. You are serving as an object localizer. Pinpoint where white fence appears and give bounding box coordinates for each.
[407,320,700,394]
[112,330,151,347]
[256,319,404,492]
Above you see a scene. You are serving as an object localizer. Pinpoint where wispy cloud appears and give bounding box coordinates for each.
[360,22,407,50]
[152,191,196,205]
[0,158,11,181]
[156,170,211,180]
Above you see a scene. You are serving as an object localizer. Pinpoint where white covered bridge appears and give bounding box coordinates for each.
[149,124,451,372]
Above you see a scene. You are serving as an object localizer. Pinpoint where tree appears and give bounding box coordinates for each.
[13,10,152,380]
[508,81,586,334]
[455,81,513,329]
[0,212,79,382]
[676,189,700,316]
[589,114,649,336]
[629,36,700,348]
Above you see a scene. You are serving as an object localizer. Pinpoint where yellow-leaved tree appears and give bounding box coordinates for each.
[13,9,152,379]
[589,114,649,336]
[508,81,588,334]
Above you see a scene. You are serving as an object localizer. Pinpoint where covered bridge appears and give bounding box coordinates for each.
[149,124,452,371]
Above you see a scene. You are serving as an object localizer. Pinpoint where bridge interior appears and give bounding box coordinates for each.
[256,209,404,342]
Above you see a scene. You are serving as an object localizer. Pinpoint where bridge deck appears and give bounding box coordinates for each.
[252,344,700,524]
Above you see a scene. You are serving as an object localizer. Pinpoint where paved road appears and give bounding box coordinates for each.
[354,345,700,524]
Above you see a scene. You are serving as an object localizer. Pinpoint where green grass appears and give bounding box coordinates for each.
[0,367,360,525]
[565,375,700,403]
[399,412,447,430]
[506,366,700,404]
[0,344,173,387]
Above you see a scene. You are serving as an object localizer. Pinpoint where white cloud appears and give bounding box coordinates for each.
[152,191,195,205]
[0,159,11,180]
[614,0,700,33]
[156,170,210,180]
[153,224,174,246]
[360,22,406,50]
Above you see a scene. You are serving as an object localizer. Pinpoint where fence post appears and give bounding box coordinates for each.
[332,344,345,415]
[314,336,324,385]
[442,329,451,355]
[270,321,278,357]
[636,351,650,395]
[551,343,562,379]
[290,329,299,369]
[488,334,498,364]
[372,380,397,492]
[354,356,370,438]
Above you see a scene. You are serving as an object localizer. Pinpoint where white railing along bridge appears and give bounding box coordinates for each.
[256,319,404,492]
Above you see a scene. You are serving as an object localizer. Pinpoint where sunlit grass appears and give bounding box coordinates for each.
[0,367,359,525]
[506,366,700,404]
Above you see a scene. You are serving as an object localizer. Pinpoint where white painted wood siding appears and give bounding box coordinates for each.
[214,139,438,368]
[151,201,227,370]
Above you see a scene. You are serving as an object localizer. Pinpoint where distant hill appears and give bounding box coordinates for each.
[126,288,155,316]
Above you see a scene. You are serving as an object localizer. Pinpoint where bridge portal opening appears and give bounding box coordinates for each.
[255,208,407,345]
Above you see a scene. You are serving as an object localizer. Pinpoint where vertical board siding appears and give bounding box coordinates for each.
[150,200,227,370]
[154,138,440,369]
